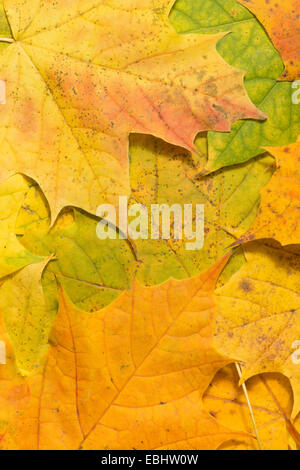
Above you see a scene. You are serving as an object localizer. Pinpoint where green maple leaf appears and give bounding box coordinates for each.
[171,0,300,173]
[14,132,272,314]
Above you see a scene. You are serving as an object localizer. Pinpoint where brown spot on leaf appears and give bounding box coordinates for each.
[239,279,253,292]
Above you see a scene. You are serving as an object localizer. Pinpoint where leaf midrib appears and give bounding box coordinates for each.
[77,267,219,448]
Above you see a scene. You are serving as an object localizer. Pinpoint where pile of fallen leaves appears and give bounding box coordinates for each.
[0,0,299,450]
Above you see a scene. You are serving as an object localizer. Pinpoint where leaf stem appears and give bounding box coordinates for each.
[0,37,14,43]
[235,362,263,450]
[260,375,300,449]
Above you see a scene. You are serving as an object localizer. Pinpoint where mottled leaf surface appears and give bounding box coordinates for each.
[203,365,295,450]
[241,139,300,246]
[171,0,300,172]
[0,175,41,278]
[14,135,274,316]
[214,243,300,418]
[237,0,300,80]
[0,258,53,375]
[0,0,264,220]
[0,257,249,450]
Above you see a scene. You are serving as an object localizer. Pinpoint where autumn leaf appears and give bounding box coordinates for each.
[0,257,252,450]
[10,134,274,320]
[214,242,300,418]
[171,0,284,81]
[0,174,42,278]
[237,0,300,80]
[203,365,298,450]
[0,258,56,375]
[0,0,299,452]
[205,80,300,173]
[129,134,274,286]
[0,133,274,375]
[0,0,11,53]
[240,139,300,246]
[17,187,138,314]
[0,0,264,221]
[171,0,300,173]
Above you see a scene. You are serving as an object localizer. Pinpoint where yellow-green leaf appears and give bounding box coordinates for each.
[0,258,54,375]
[0,175,42,278]
[15,135,275,313]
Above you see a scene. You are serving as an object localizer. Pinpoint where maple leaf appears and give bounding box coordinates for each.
[171,0,284,81]
[240,139,300,246]
[203,364,300,450]
[0,0,264,221]
[0,0,298,451]
[171,0,300,173]
[0,174,41,278]
[237,0,300,80]
[214,242,300,418]
[0,258,55,375]
[17,186,138,313]
[0,133,273,374]
[0,0,11,53]
[205,80,300,173]
[128,135,274,285]
[9,134,273,324]
[0,257,251,450]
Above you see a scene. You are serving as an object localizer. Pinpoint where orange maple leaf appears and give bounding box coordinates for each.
[240,139,300,246]
[0,255,252,450]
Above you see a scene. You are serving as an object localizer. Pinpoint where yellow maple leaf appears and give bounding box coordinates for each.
[214,242,300,419]
[203,364,300,450]
[0,0,264,221]
[0,255,252,450]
